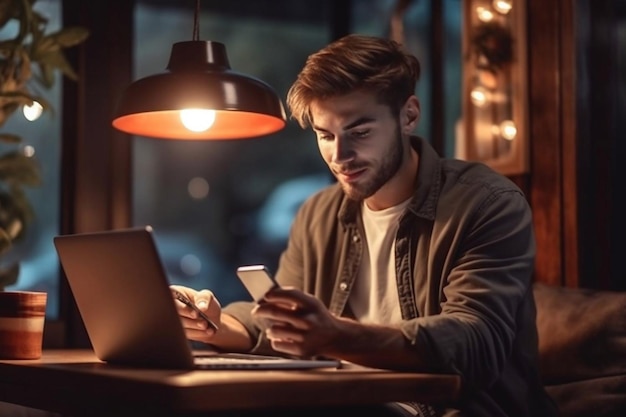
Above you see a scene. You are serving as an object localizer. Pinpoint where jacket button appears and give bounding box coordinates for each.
[352,235,360,243]
[339,282,348,291]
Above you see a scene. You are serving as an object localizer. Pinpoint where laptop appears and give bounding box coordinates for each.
[53,226,340,370]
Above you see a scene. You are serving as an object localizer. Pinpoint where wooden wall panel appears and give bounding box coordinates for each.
[526,0,621,290]
[559,0,579,288]
[526,0,571,286]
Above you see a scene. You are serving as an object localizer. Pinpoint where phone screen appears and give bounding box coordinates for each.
[236,265,278,302]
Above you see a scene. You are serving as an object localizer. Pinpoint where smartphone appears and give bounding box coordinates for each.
[236,265,279,302]
[171,289,219,331]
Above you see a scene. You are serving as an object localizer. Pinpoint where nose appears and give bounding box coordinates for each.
[331,135,355,164]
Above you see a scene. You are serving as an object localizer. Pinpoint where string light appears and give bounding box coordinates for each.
[476,6,494,22]
[499,120,517,140]
[470,86,490,107]
[493,0,513,15]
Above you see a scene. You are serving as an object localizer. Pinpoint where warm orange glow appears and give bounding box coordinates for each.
[112,110,286,140]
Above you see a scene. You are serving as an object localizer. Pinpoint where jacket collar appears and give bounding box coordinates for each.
[337,136,441,225]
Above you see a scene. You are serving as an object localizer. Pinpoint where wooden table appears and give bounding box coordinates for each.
[0,349,461,417]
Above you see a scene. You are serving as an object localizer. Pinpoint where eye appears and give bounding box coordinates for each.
[351,129,370,138]
[316,132,334,141]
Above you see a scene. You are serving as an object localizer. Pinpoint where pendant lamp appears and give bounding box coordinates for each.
[112,0,286,140]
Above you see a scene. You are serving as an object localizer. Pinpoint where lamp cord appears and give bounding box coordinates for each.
[192,0,200,41]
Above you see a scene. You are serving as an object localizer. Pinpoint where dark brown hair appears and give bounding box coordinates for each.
[286,34,421,128]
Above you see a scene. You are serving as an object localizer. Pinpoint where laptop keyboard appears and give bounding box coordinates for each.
[193,352,341,369]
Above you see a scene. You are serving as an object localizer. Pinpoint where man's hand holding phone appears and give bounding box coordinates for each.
[170,283,259,352]
[171,288,219,331]
[236,265,342,358]
[170,285,221,342]
[252,286,341,359]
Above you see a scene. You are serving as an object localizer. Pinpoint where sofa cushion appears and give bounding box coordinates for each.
[533,283,626,384]
[544,374,626,417]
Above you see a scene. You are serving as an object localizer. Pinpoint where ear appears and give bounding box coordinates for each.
[401,96,420,135]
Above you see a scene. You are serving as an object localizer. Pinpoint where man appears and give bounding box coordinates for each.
[172,34,558,416]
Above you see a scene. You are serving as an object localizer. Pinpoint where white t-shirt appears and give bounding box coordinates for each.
[349,198,412,325]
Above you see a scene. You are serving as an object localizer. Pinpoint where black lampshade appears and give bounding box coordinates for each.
[112,40,287,140]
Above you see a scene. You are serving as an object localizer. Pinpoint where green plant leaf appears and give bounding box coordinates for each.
[0,261,20,291]
[0,227,11,255]
[15,0,36,43]
[0,101,20,122]
[0,187,34,242]
[48,26,90,48]
[0,151,41,186]
[4,186,35,228]
[35,50,78,82]
[0,133,22,143]
[0,89,36,102]
[37,60,54,87]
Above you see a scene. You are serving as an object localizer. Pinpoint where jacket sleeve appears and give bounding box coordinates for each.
[400,187,537,390]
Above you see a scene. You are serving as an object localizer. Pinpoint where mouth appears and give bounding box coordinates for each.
[336,168,366,183]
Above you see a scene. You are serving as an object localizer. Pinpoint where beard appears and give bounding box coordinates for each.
[338,126,404,201]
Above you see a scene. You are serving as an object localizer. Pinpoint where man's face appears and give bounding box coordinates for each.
[310,91,405,202]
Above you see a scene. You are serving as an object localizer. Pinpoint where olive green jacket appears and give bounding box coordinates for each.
[224,137,558,417]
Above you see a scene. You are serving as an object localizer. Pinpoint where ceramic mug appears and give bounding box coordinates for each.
[0,291,47,359]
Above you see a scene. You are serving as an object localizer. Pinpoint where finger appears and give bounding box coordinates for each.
[180,315,208,330]
[195,289,221,312]
[264,288,320,310]
[184,326,216,342]
[253,300,297,315]
[170,287,219,333]
[253,305,312,331]
[172,295,200,320]
[269,338,305,357]
[184,294,220,333]
[180,310,218,339]
[266,324,306,343]
[170,285,196,299]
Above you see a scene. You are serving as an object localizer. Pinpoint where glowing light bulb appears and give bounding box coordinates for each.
[180,109,216,132]
[476,6,494,22]
[493,0,513,14]
[23,101,43,121]
[499,120,517,140]
[470,87,490,107]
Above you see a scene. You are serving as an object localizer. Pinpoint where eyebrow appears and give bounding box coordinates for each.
[313,116,376,133]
